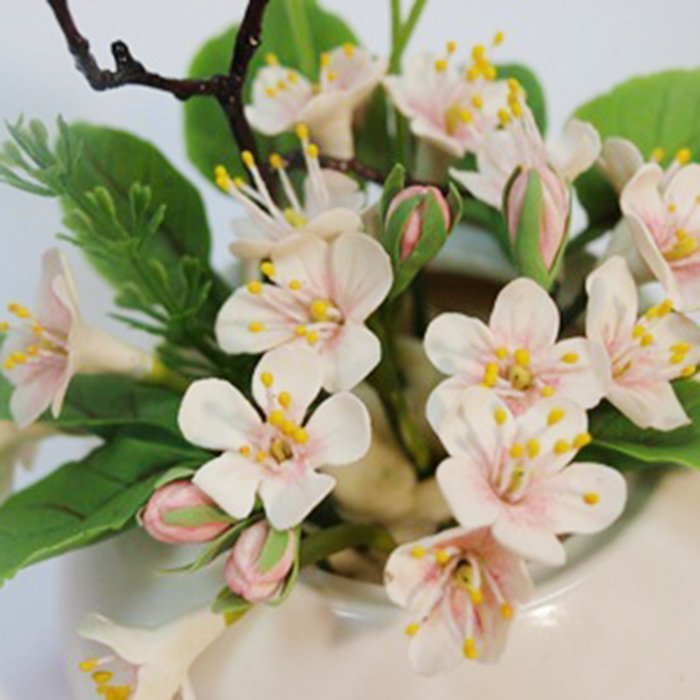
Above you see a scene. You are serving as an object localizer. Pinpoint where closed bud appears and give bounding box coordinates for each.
[225,521,297,604]
[142,481,230,544]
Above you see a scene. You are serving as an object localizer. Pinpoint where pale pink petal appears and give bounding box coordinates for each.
[9,363,66,429]
[491,516,566,566]
[450,168,503,209]
[620,165,667,245]
[322,321,382,393]
[259,471,336,529]
[547,120,601,182]
[411,116,464,158]
[272,234,331,297]
[300,92,355,160]
[664,164,700,230]
[598,138,644,193]
[303,209,363,239]
[409,609,462,676]
[178,379,261,451]
[37,248,78,333]
[425,376,470,435]
[608,379,689,431]
[304,170,364,218]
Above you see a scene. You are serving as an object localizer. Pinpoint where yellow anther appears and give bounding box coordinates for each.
[0,322,8,332]
[260,261,275,278]
[310,299,330,322]
[268,410,285,428]
[296,123,310,140]
[554,439,571,454]
[509,364,533,391]
[343,42,355,57]
[239,445,251,456]
[287,70,299,84]
[255,450,267,463]
[295,325,307,337]
[671,342,690,355]
[248,321,266,333]
[493,31,505,46]
[495,347,508,360]
[307,143,320,159]
[405,623,420,637]
[561,352,579,365]
[434,549,451,565]
[511,101,523,118]
[681,364,697,378]
[463,638,478,659]
[665,235,698,261]
[498,108,511,125]
[651,147,666,163]
[289,279,302,291]
[306,331,319,345]
[281,419,296,436]
[265,52,279,66]
[265,86,277,98]
[214,165,231,190]
[32,323,44,335]
[484,65,497,80]
[411,545,426,559]
[676,148,692,164]
[472,44,486,61]
[233,176,246,189]
[79,658,99,673]
[320,52,331,68]
[514,348,530,367]
[466,66,480,82]
[26,345,39,356]
[632,324,645,339]
[269,153,285,170]
[261,372,274,387]
[92,671,113,684]
[283,208,308,229]
[507,78,521,94]
[527,439,540,459]
[659,299,674,315]
[11,351,27,365]
[509,443,524,459]
[247,281,263,295]
[471,94,484,109]
[573,432,592,449]
[446,40,458,54]
[276,80,287,91]
[668,203,678,214]
[459,108,474,124]
[583,492,600,505]
[434,59,448,72]
[293,427,308,444]
[541,386,555,397]
[548,408,566,426]
[494,408,508,425]
[470,588,484,605]
[278,391,291,409]
[640,333,655,347]
[500,602,514,620]
[3,358,14,370]
[676,228,689,241]
[483,362,500,387]
[326,70,337,82]
[241,150,255,168]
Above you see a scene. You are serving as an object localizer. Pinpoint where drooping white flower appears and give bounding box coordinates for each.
[0,421,52,501]
[384,40,509,159]
[1,249,155,428]
[216,129,364,261]
[178,346,371,530]
[246,45,387,159]
[586,256,700,430]
[78,607,226,700]
[435,387,627,566]
[424,277,607,428]
[216,232,393,393]
[620,163,700,311]
[384,526,533,674]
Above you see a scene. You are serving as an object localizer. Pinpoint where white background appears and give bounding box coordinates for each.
[0,0,698,697]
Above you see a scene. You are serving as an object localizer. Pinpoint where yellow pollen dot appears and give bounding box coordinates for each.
[278,391,291,409]
[326,70,337,82]
[541,386,555,397]
[509,443,524,459]
[484,65,497,80]
[500,602,514,620]
[498,108,511,125]
[495,346,508,360]
[507,78,520,94]
[483,362,500,387]
[269,153,285,170]
[548,408,565,425]
[411,545,426,559]
[281,419,295,436]
[306,331,319,345]
[668,203,678,214]
[676,148,692,164]
[255,450,267,463]
[493,31,505,46]
[92,671,113,684]
[632,324,645,339]
[268,410,285,428]
[307,144,320,159]
[261,371,274,388]
[0,322,8,332]
[471,94,484,109]
[527,439,540,459]
[233,176,246,189]
[466,66,480,82]
[459,108,474,124]
[239,445,251,456]
[494,408,508,425]
[405,623,420,637]
[463,638,478,659]
[640,333,654,347]
[651,147,666,163]
[79,658,99,673]
[3,359,14,370]
[677,228,689,241]
[249,321,266,333]
[561,352,579,364]
[343,42,355,57]
[265,86,277,98]
[214,165,230,190]
[288,279,302,291]
[292,426,309,444]
[583,492,600,505]
[296,123,310,140]
[26,345,39,356]
[276,80,287,91]
[470,588,484,605]
[509,101,522,118]
[287,71,299,84]
[241,150,255,168]
[472,44,486,61]
[573,432,592,449]
[514,348,530,367]
[320,52,331,68]
[434,58,448,72]
[665,235,698,262]
[446,40,457,54]
[247,281,263,294]
[659,299,674,315]
[554,439,571,454]
[11,351,27,365]
[434,549,451,565]
[265,52,279,66]
[295,325,307,337]
[681,364,697,378]
[260,261,275,278]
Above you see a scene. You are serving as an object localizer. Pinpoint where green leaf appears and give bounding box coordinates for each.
[379,163,406,221]
[185,0,358,186]
[299,523,396,567]
[163,505,234,527]
[573,69,700,226]
[582,380,700,470]
[498,63,547,134]
[0,438,195,585]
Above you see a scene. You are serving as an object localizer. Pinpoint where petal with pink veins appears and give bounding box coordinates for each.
[424,313,494,376]
[608,379,690,431]
[324,321,382,393]
[491,515,566,566]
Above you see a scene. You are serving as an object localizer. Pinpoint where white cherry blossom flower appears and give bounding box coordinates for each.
[178,346,371,530]
[216,128,364,261]
[1,249,155,428]
[384,526,533,674]
[246,46,387,159]
[586,256,700,430]
[0,421,52,501]
[78,607,225,700]
[435,387,627,566]
[424,277,607,428]
[215,232,393,393]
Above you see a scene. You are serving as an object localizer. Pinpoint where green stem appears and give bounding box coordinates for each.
[300,523,396,567]
[395,0,428,62]
[284,0,316,77]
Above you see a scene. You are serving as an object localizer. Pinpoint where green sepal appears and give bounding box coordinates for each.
[258,526,296,574]
[510,169,547,287]
[212,588,253,617]
[154,467,197,490]
[162,505,235,528]
[378,163,407,222]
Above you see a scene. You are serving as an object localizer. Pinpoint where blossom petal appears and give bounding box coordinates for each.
[425,376,469,435]
[272,234,330,296]
[323,321,382,392]
[178,379,261,451]
[547,119,601,182]
[79,613,153,665]
[491,516,566,566]
[409,608,462,675]
[304,170,364,218]
[598,138,644,193]
[300,92,355,160]
[608,380,690,431]
[259,471,336,529]
[38,248,79,334]
[9,362,68,429]
[620,165,667,245]
[303,209,363,239]
[664,164,700,231]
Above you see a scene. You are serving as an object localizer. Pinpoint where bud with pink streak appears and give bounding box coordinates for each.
[142,480,231,544]
[225,521,298,604]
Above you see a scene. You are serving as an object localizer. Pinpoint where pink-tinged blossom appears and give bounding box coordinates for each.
[435,387,627,566]
[1,249,155,428]
[141,481,231,545]
[178,347,371,530]
[246,46,386,159]
[586,256,700,430]
[216,232,393,393]
[225,521,297,604]
[424,277,607,428]
[384,527,533,674]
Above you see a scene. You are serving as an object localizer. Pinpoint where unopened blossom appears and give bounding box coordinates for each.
[78,607,225,700]
[452,90,600,269]
[620,163,700,311]
[179,346,371,530]
[216,128,364,261]
[0,421,52,501]
[1,249,155,428]
[424,277,606,428]
[384,527,533,674]
[246,45,387,159]
[384,39,509,159]
[586,256,700,430]
[225,521,297,604]
[216,232,393,393]
[436,388,626,566]
[141,481,231,545]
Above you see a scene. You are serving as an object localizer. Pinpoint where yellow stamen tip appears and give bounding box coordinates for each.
[470,588,484,605]
[554,439,571,454]
[0,322,8,332]
[247,281,263,295]
[260,261,275,278]
[239,445,251,456]
[343,42,355,57]
[434,549,451,565]
[214,165,230,190]
[320,52,331,68]
[411,546,426,559]
[434,59,448,73]
[651,147,666,163]
[278,391,291,409]
[676,148,692,165]
[541,386,555,397]
[681,365,697,378]
[527,439,541,459]
[463,638,478,659]
[265,52,279,66]
[306,331,319,345]
[583,492,600,505]
[261,371,274,387]
[248,321,266,333]
[573,432,592,449]
[471,94,484,109]
[295,325,307,337]
[269,153,284,170]
[640,333,655,347]
[296,123,309,140]
[495,346,508,360]
[494,408,508,425]
[292,427,309,444]
[509,443,524,459]
[493,31,505,46]
[306,143,320,159]
[446,40,457,54]
[255,450,267,463]
[548,408,565,426]
[405,623,420,637]
[241,150,255,168]
[268,410,285,428]
[79,658,99,673]
[289,279,302,291]
[514,348,530,367]
[500,602,514,620]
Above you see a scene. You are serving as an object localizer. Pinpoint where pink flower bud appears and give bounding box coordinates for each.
[225,522,297,604]
[388,186,451,261]
[142,481,230,544]
[507,166,570,269]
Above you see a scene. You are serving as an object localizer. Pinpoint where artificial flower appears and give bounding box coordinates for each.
[78,607,225,700]
[141,481,232,545]
[215,232,393,393]
[424,277,606,427]
[620,163,700,311]
[384,527,533,674]
[216,128,364,261]
[246,45,387,159]
[435,387,627,566]
[0,421,52,501]
[1,249,155,428]
[178,346,371,530]
[586,256,700,430]
[384,40,509,159]
[225,521,297,604]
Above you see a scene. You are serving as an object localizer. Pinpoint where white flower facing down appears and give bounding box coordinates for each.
[0,421,53,500]
[385,527,533,674]
[216,128,364,261]
[424,277,606,429]
[435,387,627,566]
[384,41,509,159]
[586,256,700,431]
[216,232,393,393]
[78,607,225,700]
[1,249,154,428]
[178,346,371,530]
[621,163,700,311]
[246,46,387,159]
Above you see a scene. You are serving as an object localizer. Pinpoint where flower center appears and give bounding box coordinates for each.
[308,298,341,324]
[269,436,294,464]
[79,656,133,699]
[664,228,698,262]
[508,364,533,391]
[482,347,535,392]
